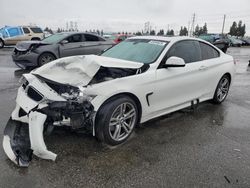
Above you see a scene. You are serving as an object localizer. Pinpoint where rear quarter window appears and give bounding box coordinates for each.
[30,27,43,33]
[199,42,220,60]
[84,34,99,41]
[22,27,30,34]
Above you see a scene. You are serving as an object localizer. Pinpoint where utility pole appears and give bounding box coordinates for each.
[144,22,150,34]
[190,13,195,36]
[187,21,190,36]
[221,14,226,34]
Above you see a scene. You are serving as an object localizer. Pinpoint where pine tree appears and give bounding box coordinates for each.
[179,26,188,36]
[229,22,237,36]
[150,30,156,35]
[179,27,183,36]
[183,27,188,36]
[135,31,142,36]
[202,23,208,34]
[157,29,164,36]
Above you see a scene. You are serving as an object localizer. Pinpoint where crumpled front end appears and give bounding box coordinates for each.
[3,55,146,167]
[3,74,94,167]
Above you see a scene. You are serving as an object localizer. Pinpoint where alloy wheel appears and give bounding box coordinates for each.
[109,102,136,141]
[216,77,230,102]
[40,54,54,65]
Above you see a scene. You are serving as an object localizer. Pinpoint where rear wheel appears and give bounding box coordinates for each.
[38,52,56,66]
[212,75,230,104]
[95,95,138,145]
[0,39,4,48]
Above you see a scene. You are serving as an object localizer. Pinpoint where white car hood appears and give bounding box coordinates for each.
[32,55,143,86]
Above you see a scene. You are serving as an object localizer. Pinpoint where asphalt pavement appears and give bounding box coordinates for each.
[0,47,250,188]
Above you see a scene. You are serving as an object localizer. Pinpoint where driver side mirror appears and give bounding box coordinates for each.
[60,40,69,45]
[162,56,185,68]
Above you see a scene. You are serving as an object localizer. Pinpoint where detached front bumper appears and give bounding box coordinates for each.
[3,111,57,167]
[3,118,32,167]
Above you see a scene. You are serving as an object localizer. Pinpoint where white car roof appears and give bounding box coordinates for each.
[129,35,201,43]
[128,35,222,52]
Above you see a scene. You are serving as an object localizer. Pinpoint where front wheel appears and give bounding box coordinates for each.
[212,75,230,104]
[38,52,56,66]
[0,39,4,48]
[95,96,139,146]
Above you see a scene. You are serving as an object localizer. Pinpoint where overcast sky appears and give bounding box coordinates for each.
[1,0,250,35]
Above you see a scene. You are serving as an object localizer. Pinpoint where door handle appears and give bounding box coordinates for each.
[199,66,208,70]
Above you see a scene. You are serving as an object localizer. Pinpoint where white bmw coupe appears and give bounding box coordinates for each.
[3,36,235,167]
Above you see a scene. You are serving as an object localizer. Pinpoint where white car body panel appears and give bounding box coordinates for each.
[33,55,143,86]
[3,36,236,166]
[29,111,57,161]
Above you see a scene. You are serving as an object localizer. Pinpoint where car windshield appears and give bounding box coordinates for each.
[101,39,168,64]
[42,33,69,43]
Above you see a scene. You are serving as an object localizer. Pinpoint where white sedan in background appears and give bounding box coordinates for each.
[3,36,235,167]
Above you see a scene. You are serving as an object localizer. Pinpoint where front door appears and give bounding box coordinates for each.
[150,40,207,115]
[59,34,85,57]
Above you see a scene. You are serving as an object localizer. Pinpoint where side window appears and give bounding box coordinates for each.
[29,27,43,33]
[84,34,99,41]
[23,27,30,34]
[66,34,82,43]
[199,42,220,60]
[167,40,201,63]
[7,27,23,37]
[98,37,105,41]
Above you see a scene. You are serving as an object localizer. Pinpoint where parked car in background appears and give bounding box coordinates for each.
[12,32,114,69]
[102,33,112,39]
[3,36,235,167]
[0,26,44,48]
[199,34,229,53]
[240,37,250,46]
[228,36,243,47]
[109,34,133,44]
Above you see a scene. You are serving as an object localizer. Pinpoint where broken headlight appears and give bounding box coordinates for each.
[61,88,96,102]
[61,87,80,100]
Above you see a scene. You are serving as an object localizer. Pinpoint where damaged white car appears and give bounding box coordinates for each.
[3,36,235,167]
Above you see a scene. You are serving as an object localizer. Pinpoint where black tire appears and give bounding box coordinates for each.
[95,95,139,146]
[0,39,4,48]
[212,74,230,104]
[38,52,56,66]
[222,47,227,53]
